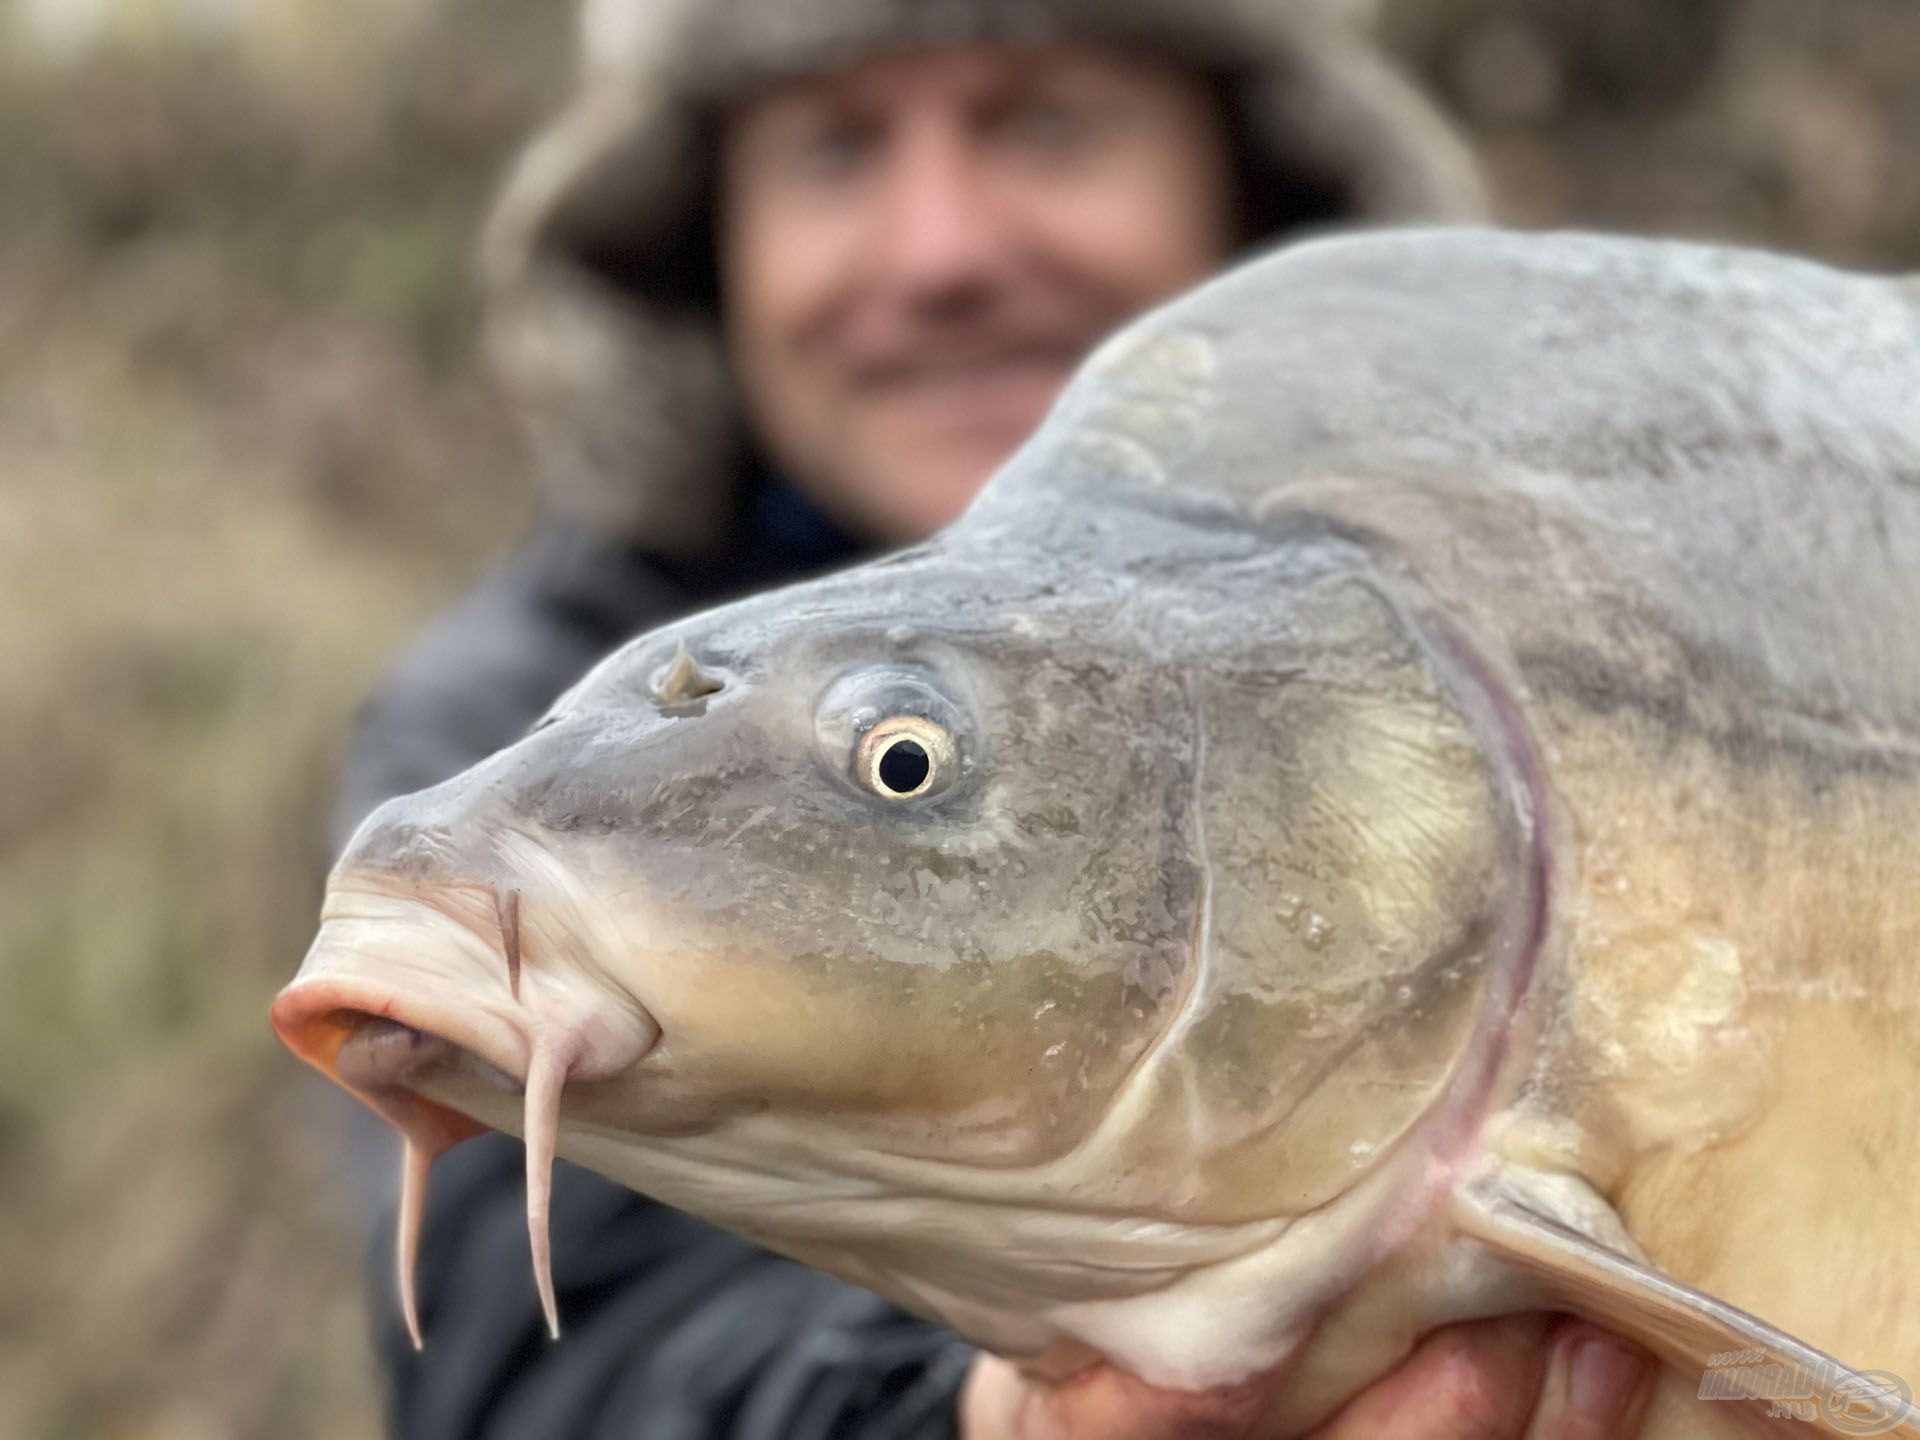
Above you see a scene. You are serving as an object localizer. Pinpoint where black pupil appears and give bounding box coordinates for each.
[877,738,931,793]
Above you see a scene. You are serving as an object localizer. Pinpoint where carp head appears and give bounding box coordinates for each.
[272,478,1540,1382]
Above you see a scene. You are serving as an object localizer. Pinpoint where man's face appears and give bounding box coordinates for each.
[719,42,1237,544]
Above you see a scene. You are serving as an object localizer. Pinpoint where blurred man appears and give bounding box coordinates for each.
[334,0,1650,1435]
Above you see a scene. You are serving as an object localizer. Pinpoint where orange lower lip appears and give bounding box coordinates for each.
[269,981,494,1155]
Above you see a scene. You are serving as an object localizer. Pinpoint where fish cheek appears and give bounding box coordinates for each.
[604,800,1194,1163]
[583,926,1157,1165]
[664,842,1186,1164]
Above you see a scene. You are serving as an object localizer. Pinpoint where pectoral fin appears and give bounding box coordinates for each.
[1452,1167,1920,1438]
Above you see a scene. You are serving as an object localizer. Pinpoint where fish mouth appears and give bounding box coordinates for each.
[271,883,661,1349]
[269,978,528,1152]
[337,1014,525,1097]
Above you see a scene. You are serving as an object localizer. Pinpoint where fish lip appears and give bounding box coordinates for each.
[269,976,533,1152]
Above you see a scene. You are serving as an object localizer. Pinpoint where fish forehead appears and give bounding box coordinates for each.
[511,518,1429,877]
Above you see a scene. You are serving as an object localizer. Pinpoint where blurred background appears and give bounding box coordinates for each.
[0,1,1915,1436]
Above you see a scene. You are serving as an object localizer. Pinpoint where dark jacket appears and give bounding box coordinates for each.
[334,505,970,1440]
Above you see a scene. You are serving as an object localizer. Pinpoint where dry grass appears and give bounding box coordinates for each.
[0,5,563,1435]
[0,1,1914,1437]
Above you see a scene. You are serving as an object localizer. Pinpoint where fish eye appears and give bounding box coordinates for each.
[815,666,971,803]
[856,716,953,799]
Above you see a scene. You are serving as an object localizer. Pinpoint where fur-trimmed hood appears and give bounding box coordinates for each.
[480,0,1486,555]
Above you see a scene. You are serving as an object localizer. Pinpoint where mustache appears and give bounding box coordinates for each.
[847,333,1087,389]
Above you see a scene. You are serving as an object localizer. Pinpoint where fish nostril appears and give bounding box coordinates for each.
[334,1012,454,1094]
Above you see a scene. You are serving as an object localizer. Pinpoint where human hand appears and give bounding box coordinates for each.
[959,1314,1654,1440]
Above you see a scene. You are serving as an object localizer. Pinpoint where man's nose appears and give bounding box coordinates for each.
[865,121,1012,302]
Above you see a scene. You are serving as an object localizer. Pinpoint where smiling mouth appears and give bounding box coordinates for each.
[853,340,1080,397]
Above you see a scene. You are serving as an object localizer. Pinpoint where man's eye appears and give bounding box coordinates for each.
[996,96,1098,156]
[791,118,881,182]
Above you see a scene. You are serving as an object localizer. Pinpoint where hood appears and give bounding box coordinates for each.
[478,0,1486,555]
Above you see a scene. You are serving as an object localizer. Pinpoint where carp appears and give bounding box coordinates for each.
[275,231,1920,1437]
